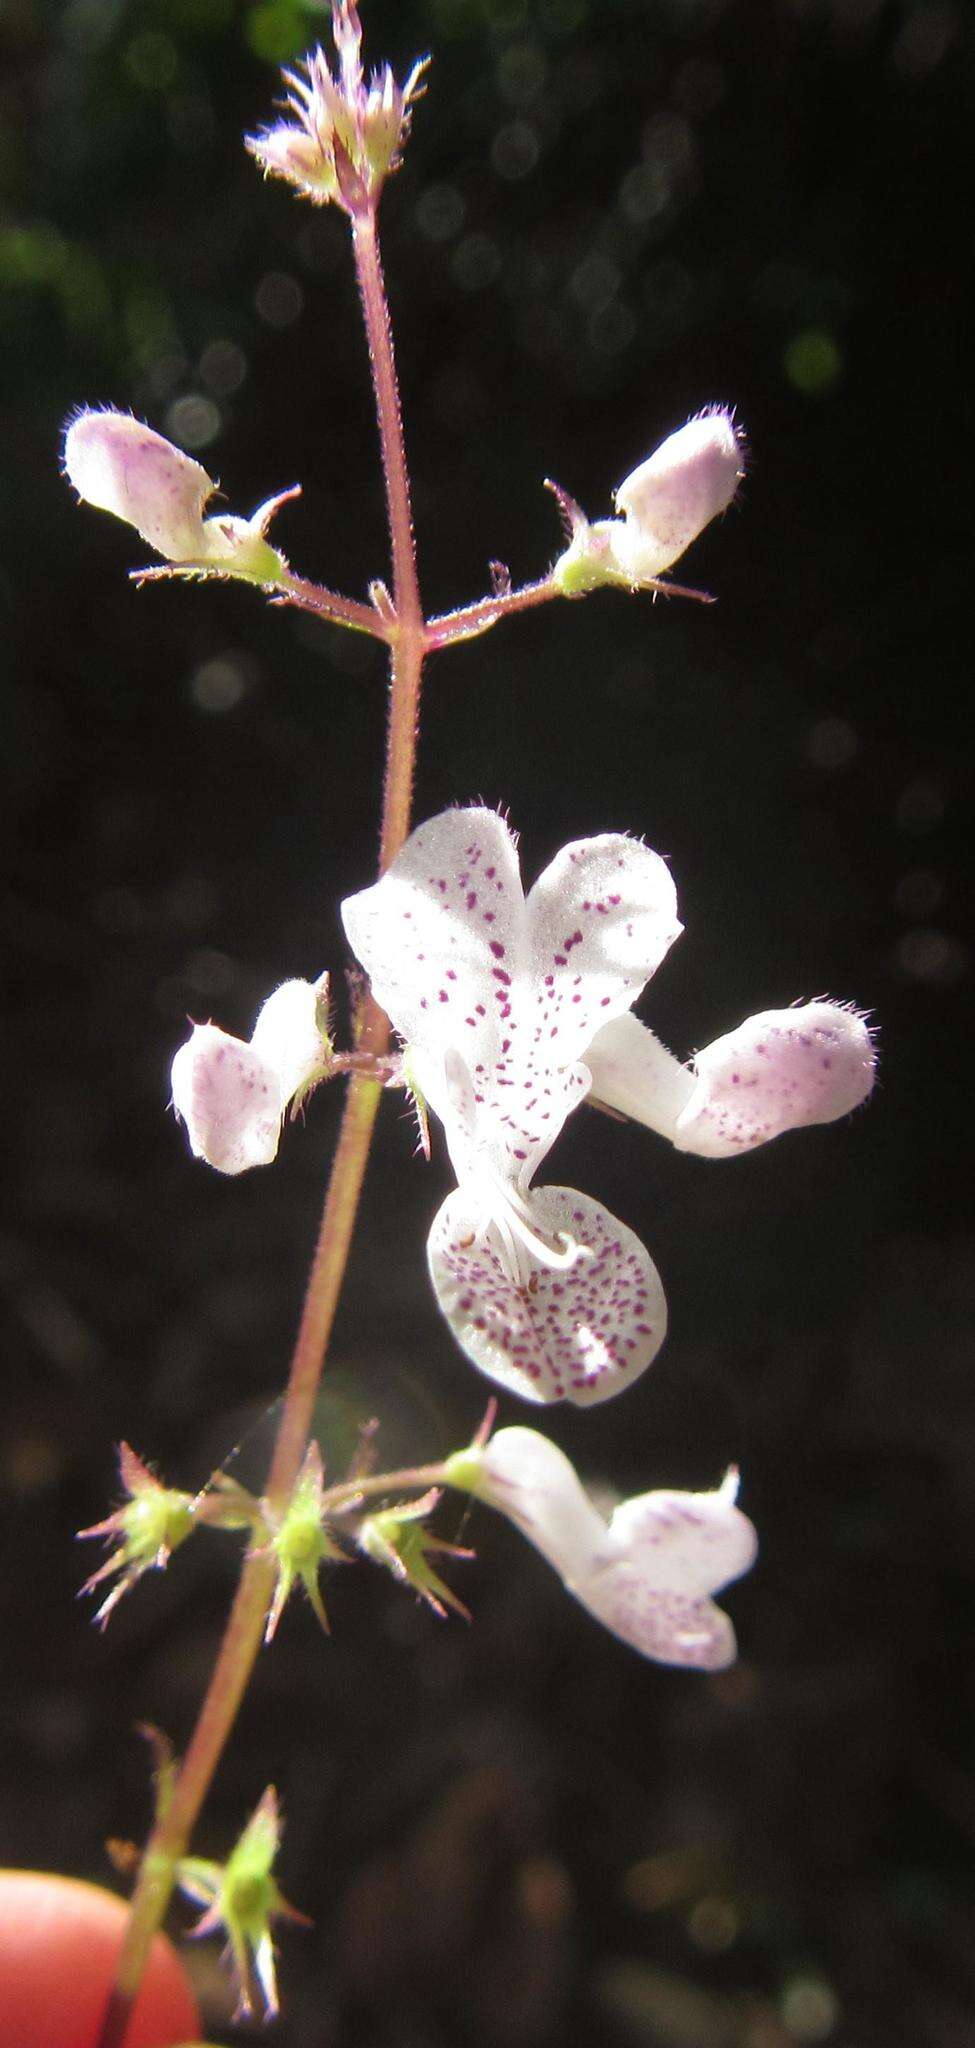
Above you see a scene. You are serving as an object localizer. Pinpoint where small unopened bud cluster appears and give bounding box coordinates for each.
[246,0,426,215]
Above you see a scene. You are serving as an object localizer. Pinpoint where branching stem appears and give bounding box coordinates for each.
[94,187,426,2048]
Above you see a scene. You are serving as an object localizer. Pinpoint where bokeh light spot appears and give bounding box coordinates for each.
[255,270,304,327]
[164,392,221,450]
[190,652,258,714]
[125,30,178,90]
[451,234,502,291]
[895,777,945,834]
[491,121,541,180]
[805,716,859,769]
[415,182,466,242]
[892,868,943,919]
[779,1974,839,2040]
[896,927,969,986]
[784,327,843,395]
[199,339,248,397]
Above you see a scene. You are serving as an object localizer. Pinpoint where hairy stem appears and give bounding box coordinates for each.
[425,575,561,650]
[278,572,391,638]
[95,194,425,2048]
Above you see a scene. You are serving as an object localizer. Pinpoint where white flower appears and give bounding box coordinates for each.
[341,807,875,1407]
[171,977,329,1176]
[342,807,680,1406]
[553,408,745,595]
[449,1427,757,1671]
[62,409,294,581]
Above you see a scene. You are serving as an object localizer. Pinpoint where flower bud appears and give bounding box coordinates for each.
[551,407,745,594]
[246,4,426,214]
[63,410,214,561]
[63,409,294,582]
[611,408,745,582]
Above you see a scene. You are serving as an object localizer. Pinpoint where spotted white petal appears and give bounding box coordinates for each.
[674,1001,876,1157]
[578,1569,739,1670]
[63,410,214,561]
[599,1468,758,1593]
[478,1427,606,1579]
[428,1183,667,1406]
[580,1469,755,1669]
[525,832,681,1065]
[341,807,525,1113]
[583,1010,695,1138]
[171,1023,285,1175]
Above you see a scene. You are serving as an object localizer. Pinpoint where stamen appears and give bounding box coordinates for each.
[478,1163,592,1283]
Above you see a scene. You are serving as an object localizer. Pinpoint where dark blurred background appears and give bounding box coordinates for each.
[2,0,974,2043]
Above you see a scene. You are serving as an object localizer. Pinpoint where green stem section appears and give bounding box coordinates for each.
[95,196,426,2048]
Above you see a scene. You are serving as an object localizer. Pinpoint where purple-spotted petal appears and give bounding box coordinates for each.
[675,1000,876,1158]
[479,1427,606,1578]
[428,1183,667,1406]
[578,1568,739,1670]
[526,834,681,1067]
[171,1023,284,1174]
[601,1469,757,1595]
[341,807,525,1109]
[440,1043,592,1192]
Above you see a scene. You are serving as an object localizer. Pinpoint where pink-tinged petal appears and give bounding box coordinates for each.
[479,1426,606,1578]
[428,1184,667,1406]
[341,807,525,1107]
[613,408,745,580]
[171,1024,284,1175]
[583,1010,695,1137]
[578,1567,739,1670]
[526,835,681,1066]
[63,409,213,560]
[601,1469,758,1596]
[674,1000,876,1158]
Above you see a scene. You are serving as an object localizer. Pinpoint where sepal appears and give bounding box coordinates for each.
[177,1788,309,2022]
[77,1443,194,1627]
[260,1443,345,1642]
[358,1488,472,1617]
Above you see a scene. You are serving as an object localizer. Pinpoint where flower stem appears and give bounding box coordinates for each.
[277,573,391,638]
[94,195,425,2048]
[425,575,561,650]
